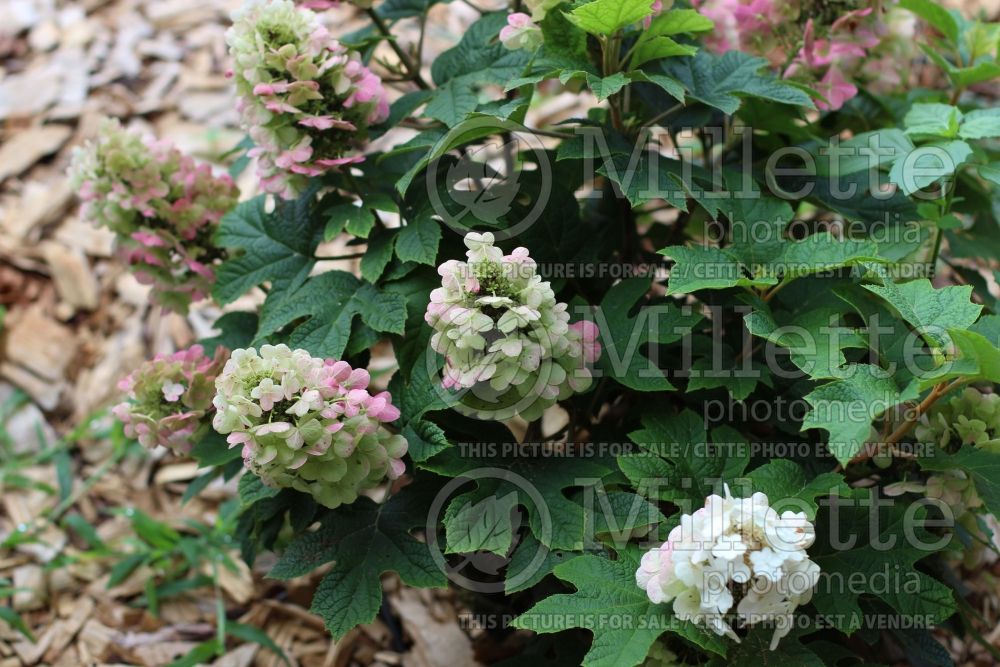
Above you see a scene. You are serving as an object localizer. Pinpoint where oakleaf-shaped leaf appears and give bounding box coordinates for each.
[269,486,446,639]
[214,194,324,305]
[512,549,727,667]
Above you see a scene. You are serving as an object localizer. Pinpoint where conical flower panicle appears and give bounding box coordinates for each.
[69,119,239,313]
[211,345,406,508]
[226,0,390,198]
[425,232,601,421]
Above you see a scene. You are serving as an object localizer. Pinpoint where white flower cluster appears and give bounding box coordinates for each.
[212,345,406,508]
[636,486,819,650]
[424,232,600,421]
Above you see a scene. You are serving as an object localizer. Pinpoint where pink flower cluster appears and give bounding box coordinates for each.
[212,345,407,508]
[226,0,390,198]
[112,345,229,454]
[69,119,239,313]
[692,0,784,53]
[692,1,884,110]
[787,9,881,110]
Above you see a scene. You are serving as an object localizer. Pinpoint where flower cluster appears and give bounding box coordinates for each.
[885,388,1000,567]
[692,0,786,54]
[69,119,238,313]
[425,233,601,421]
[785,8,881,110]
[692,1,884,110]
[226,0,390,198]
[211,345,407,508]
[636,486,819,650]
[113,345,229,454]
[500,13,543,51]
[915,387,1000,452]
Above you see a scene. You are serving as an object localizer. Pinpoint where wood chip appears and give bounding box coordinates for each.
[12,564,46,611]
[393,588,479,667]
[0,125,72,182]
[4,306,79,381]
[41,241,101,311]
[1,179,73,241]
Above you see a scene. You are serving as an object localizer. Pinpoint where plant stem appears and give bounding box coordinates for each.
[366,8,430,90]
[845,378,964,467]
[315,252,365,261]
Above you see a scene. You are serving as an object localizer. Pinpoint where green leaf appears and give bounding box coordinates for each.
[359,227,396,282]
[226,623,290,665]
[716,628,823,666]
[811,497,957,635]
[256,271,407,359]
[431,12,511,84]
[585,72,631,101]
[645,8,714,36]
[802,364,918,464]
[959,108,1000,139]
[325,203,376,240]
[444,491,518,555]
[505,533,582,594]
[742,459,848,519]
[927,328,1000,386]
[395,212,442,265]
[949,60,1000,87]
[388,341,451,462]
[165,640,221,667]
[903,102,961,138]
[624,409,748,503]
[0,606,34,641]
[596,152,690,210]
[862,277,982,349]
[745,303,868,380]
[597,277,702,391]
[271,489,446,639]
[626,71,685,102]
[565,0,654,36]
[979,162,1000,186]
[629,37,696,70]
[773,232,880,279]
[661,51,813,115]
[238,473,280,507]
[813,128,914,177]
[189,430,241,467]
[889,140,974,195]
[425,77,479,127]
[661,245,776,295]
[899,0,960,45]
[715,187,793,269]
[423,449,610,551]
[214,195,323,305]
[686,345,770,401]
[200,311,258,355]
[512,549,727,667]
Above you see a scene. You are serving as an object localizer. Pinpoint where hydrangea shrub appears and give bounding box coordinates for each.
[95,0,1000,664]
